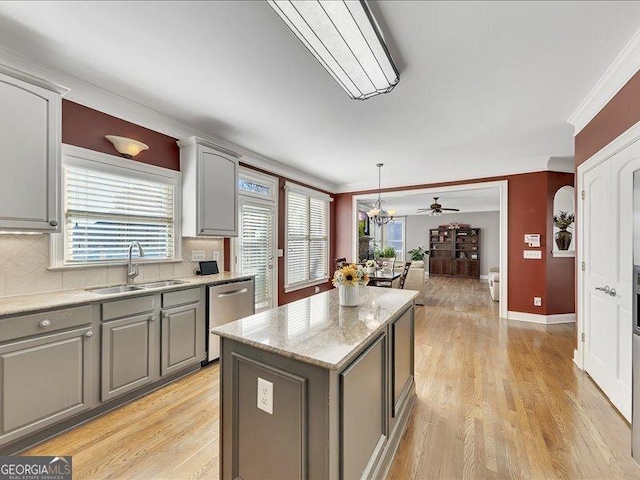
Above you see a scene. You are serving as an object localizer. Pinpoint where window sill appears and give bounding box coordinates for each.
[284,278,329,294]
[48,258,184,271]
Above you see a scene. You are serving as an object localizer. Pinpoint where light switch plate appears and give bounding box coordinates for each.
[277,249,284,258]
[257,377,273,415]
[523,250,542,259]
[191,251,205,261]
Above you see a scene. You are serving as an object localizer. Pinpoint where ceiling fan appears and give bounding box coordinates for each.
[417,197,460,215]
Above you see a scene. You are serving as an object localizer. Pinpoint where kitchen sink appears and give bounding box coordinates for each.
[137,280,189,289]
[89,285,144,294]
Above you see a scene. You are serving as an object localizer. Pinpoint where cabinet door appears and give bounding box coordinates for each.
[0,70,61,232]
[101,313,158,402]
[0,326,93,445]
[161,302,205,376]
[198,146,238,236]
[391,308,414,419]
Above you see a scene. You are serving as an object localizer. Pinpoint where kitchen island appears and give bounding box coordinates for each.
[212,286,418,480]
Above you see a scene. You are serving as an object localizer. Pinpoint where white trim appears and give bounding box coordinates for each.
[552,250,576,258]
[568,28,640,135]
[284,181,333,201]
[351,180,509,320]
[238,166,279,204]
[573,349,583,370]
[479,274,488,282]
[51,144,182,269]
[0,46,338,194]
[284,278,329,294]
[507,311,576,324]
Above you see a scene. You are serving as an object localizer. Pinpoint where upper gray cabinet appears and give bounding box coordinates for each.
[179,136,240,237]
[0,64,67,232]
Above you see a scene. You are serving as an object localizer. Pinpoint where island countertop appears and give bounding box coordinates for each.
[212,286,418,370]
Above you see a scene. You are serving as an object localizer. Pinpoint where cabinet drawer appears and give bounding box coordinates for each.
[163,288,200,308]
[0,306,92,343]
[102,295,156,321]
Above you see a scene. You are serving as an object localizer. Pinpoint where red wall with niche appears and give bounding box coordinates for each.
[334,171,574,316]
[62,100,180,170]
[223,163,337,306]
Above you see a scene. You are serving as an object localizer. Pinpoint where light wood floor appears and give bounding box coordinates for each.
[24,277,640,479]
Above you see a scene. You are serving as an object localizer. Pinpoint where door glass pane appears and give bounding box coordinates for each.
[239,203,274,310]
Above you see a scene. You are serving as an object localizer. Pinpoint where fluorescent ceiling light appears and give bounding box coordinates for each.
[267,0,399,100]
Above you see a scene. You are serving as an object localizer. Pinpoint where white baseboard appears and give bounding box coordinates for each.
[480,274,488,282]
[573,348,583,370]
[507,311,576,324]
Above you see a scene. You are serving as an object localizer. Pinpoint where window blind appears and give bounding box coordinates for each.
[286,187,329,289]
[240,204,273,309]
[64,165,175,263]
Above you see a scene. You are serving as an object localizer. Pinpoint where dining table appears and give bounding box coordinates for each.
[366,270,401,287]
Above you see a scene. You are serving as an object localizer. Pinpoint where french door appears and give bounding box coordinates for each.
[581,139,640,421]
[235,198,277,311]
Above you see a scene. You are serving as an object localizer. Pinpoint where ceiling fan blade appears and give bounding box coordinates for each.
[416,208,431,211]
[440,208,460,211]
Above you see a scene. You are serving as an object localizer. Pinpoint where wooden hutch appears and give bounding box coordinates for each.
[429,226,480,278]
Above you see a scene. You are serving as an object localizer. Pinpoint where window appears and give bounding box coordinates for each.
[51,147,181,267]
[381,218,406,260]
[285,182,331,292]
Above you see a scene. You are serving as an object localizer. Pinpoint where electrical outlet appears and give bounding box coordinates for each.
[191,251,205,261]
[257,378,273,415]
[315,286,320,294]
[534,297,542,307]
[213,251,220,262]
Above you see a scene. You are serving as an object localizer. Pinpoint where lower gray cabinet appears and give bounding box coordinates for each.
[0,326,93,444]
[160,302,204,376]
[391,307,414,419]
[101,312,159,402]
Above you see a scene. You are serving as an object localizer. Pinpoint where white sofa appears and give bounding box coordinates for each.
[393,261,426,305]
[488,267,500,301]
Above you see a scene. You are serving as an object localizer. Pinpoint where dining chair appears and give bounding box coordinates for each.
[397,261,412,289]
[334,257,348,270]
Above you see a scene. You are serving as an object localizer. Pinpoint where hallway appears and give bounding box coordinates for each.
[388,276,639,479]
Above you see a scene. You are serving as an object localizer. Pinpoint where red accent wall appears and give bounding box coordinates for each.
[575,71,640,167]
[546,172,576,315]
[334,171,574,316]
[62,100,180,170]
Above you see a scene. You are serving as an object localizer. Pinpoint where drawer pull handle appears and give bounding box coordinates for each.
[85,331,93,338]
[39,320,51,329]
[149,316,157,322]
[49,220,59,227]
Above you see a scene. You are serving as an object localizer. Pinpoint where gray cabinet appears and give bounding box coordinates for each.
[101,295,159,402]
[101,312,159,402]
[160,302,204,376]
[0,64,65,232]
[179,136,240,237]
[391,307,414,420]
[0,325,93,445]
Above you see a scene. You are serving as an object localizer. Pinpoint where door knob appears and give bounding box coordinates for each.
[49,220,58,227]
[609,288,617,297]
[595,286,610,293]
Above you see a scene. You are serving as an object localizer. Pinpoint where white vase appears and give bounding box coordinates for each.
[339,285,359,307]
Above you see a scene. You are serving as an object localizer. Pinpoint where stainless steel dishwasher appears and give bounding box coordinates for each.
[207,278,255,362]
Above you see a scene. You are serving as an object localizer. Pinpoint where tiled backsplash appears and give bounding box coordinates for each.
[0,235,224,298]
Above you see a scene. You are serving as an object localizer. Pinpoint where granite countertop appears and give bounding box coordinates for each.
[212,286,418,371]
[0,272,254,318]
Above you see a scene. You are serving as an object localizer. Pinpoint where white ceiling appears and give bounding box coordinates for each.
[357,187,501,216]
[0,1,639,192]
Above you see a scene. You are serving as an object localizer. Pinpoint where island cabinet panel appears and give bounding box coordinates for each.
[340,334,387,480]
[235,355,307,480]
[391,307,414,420]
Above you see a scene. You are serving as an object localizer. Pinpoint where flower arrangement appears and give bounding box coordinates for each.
[553,211,575,230]
[333,264,369,287]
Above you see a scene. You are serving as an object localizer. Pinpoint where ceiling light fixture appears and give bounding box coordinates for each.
[267,0,399,100]
[105,135,149,159]
[367,163,395,226]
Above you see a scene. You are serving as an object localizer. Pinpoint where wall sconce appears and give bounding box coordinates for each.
[105,135,149,159]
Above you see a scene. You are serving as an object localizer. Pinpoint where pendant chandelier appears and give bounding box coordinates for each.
[367,163,395,226]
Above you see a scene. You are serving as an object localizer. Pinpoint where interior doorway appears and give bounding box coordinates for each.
[351,180,509,319]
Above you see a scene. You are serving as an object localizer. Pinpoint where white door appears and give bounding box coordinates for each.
[582,140,640,421]
[235,199,277,311]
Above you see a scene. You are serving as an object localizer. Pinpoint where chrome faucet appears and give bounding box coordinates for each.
[127,241,145,285]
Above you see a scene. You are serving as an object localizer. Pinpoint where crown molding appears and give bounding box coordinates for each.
[0,46,339,194]
[568,28,640,136]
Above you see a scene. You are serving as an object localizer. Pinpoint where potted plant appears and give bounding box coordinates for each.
[553,211,575,250]
[407,246,428,261]
[375,246,396,273]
